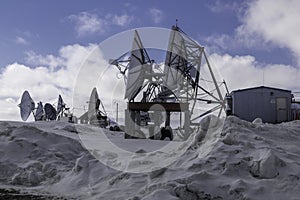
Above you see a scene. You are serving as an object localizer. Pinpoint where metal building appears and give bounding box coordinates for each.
[226,86,293,123]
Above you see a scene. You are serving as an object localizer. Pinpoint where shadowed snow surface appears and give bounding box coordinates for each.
[0,116,300,200]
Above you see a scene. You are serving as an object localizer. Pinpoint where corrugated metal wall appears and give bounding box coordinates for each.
[229,87,292,123]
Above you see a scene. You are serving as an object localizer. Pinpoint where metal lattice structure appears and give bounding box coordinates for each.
[110,25,228,140]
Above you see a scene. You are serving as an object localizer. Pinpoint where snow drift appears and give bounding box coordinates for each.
[0,116,300,199]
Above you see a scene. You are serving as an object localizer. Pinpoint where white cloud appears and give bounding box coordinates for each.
[15,36,29,45]
[207,0,241,13]
[149,8,163,24]
[112,14,133,26]
[5,1,300,121]
[203,30,267,53]
[0,42,125,121]
[69,12,106,37]
[25,51,65,70]
[69,12,134,37]
[204,0,300,64]
[209,53,300,93]
[238,0,300,62]
[2,43,300,121]
[0,43,100,121]
[203,34,232,52]
[203,0,300,101]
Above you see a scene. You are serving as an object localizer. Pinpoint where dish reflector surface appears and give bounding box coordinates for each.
[20,90,35,121]
[44,103,57,120]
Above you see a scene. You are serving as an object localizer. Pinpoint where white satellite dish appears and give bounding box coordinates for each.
[35,102,44,121]
[164,26,198,90]
[19,90,35,121]
[88,87,108,127]
[88,87,99,119]
[125,30,152,101]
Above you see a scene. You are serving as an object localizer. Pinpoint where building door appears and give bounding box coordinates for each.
[276,97,287,123]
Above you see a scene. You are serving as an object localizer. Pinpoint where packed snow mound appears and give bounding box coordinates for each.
[0,116,300,199]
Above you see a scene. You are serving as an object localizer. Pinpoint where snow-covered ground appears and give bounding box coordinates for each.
[1,116,300,200]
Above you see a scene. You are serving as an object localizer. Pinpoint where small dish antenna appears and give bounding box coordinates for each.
[19,91,35,121]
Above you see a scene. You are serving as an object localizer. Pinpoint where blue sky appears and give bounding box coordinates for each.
[1,0,300,120]
[0,0,293,67]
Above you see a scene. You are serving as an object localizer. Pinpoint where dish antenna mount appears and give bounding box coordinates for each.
[109,25,228,140]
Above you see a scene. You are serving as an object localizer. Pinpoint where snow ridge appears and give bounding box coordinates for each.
[0,116,300,199]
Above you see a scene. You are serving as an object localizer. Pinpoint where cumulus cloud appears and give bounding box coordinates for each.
[238,0,300,61]
[204,0,300,65]
[209,53,300,93]
[15,36,29,45]
[2,44,300,121]
[0,42,125,121]
[203,31,267,54]
[69,12,133,37]
[25,51,65,70]
[149,8,163,24]
[4,1,300,121]
[112,14,133,26]
[207,0,241,13]
[0,44,100,120]
[201,0,300,99]
[69,12,106,37]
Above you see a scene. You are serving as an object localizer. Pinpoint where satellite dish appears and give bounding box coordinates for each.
[44,103,57,120]
[164,28,187,90]
[19,90,35,121]
[88,87,99,119]
[164,26,197,90]
[125,30,151,101]
[35,102,44,121]
[57,94,65,115]
[88,87,107,120]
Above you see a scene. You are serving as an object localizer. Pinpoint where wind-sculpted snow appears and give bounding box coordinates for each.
[0,116,300,199]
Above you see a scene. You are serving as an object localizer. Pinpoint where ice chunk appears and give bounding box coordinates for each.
[250,150,285,179]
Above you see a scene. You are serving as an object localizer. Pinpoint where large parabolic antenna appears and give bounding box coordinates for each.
[19,91,35,121]
[88,87,108,127]
[110,25,228,140]
[88,87,100,119]
[163,25,226,119]
[164,26,198,92]
[125,30,152,101]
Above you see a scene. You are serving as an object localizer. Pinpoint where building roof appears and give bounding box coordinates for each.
[229,86,291,95]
